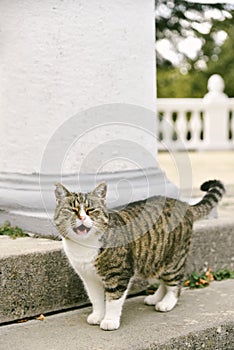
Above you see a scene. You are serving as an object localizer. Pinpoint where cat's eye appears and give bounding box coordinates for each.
[62,207,75,214]
[71,207,79,214]
[86,208,95,215]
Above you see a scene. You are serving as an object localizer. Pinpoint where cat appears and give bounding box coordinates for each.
[54,179,225,331]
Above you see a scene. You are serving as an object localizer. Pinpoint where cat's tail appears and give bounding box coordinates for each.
[191,180,225,220]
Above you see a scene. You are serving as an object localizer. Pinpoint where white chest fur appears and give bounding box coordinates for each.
[62,235,101,274]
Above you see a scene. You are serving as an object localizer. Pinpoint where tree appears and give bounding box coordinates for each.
[155,1,234,97]
[155,0,231,68]
[205,13,234,96]
[157,67,207,98]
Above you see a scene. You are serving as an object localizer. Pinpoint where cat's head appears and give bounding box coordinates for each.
[54,182,109,241]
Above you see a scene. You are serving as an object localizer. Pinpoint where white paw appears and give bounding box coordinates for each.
[144,285,166,305]
[87,312,103,325]
[100,318,120,331]
[155,298,177,312]
[144,295,157,305]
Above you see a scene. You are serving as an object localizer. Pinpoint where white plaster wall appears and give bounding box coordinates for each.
[0,0,157,174]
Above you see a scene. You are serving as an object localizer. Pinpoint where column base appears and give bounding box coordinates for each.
[0,167,178,238]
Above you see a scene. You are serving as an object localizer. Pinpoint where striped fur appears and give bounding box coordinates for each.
[54,179,225,330]
[191,180,225,220]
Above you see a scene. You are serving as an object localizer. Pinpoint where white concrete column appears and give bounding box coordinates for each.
[0,0,177,235]
[0,0,157,174]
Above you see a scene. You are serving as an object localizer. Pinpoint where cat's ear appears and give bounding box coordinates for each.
[55,183,70,203]
[91,182,107,200]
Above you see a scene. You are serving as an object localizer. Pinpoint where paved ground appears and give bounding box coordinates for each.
[158,150,234,191]
[158,150,234,219]
[1,280,234,350]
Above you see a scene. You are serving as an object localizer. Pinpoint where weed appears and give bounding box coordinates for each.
[145,268,234,294]
[0,221,29,239]
[184,268,234,289]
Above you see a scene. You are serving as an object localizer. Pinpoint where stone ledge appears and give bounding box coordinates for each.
[187,218,234,274]
[157,323,234,350]
[1,281,234,350]
[0,217,234,324]
[0,237,87,324]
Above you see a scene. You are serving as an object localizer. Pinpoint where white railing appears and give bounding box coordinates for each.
[157,75,234,151]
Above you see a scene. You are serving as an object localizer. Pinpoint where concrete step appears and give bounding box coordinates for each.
[1,280,234,350]
[0,236,86,324]
[0,217,234,324]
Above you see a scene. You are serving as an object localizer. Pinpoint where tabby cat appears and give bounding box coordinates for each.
[54,180,225,331]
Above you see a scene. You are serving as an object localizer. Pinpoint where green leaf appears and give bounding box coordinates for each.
[0,221,29,239]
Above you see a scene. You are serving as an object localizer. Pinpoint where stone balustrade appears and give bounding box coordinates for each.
[157,75,234,151]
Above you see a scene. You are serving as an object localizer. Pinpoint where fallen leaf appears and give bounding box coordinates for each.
[199,278,209,285]
[36,314,45,321]
[18,319,28,323]
[205,268,214,281]
[184,280,190,287]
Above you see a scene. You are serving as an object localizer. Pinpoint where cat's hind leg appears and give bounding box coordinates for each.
[155,263,185,312]
[144,282,166,305]
[155,284,181,312]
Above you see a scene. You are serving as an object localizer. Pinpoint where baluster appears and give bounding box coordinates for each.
[157,111,165,149]
[190,111,202,149]
[230,108,234,145]
[159,111,174,150]
[176,111,187,148]
[157,111,165,150]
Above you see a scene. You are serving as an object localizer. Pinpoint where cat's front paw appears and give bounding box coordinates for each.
[87,312,103,325]
[100,318,120,331]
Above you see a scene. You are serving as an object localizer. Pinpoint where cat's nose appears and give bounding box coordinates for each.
[79,208,86,221]
[79,213,86,221]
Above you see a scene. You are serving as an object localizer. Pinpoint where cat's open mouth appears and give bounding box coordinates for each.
[73,224,91,235]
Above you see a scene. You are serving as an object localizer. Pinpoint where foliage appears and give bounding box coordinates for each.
[146,268,234,294]
[157,20,234,98]
[156,1,234,97]
[184,268,234,289]
[212,269,234,281]
[0,221,29,239]
[156,0,231,67]
[205,20,234,97]
[157,67,207,98]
